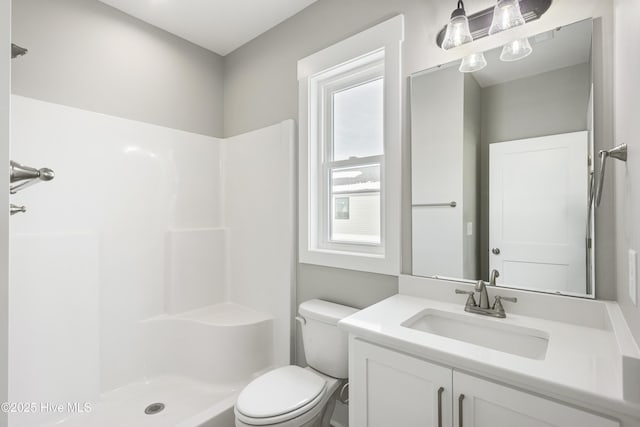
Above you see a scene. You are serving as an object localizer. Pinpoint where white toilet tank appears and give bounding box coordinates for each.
[298,299,359,379]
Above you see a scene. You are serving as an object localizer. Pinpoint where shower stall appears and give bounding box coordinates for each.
[7,97,295,427]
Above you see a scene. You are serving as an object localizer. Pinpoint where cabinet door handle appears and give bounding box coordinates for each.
[458,394,465,427]
[437,387,444,427]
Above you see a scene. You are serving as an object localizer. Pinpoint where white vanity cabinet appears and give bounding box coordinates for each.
[453,371,619,427]
[350,339,452,427]
[350,339,620,427]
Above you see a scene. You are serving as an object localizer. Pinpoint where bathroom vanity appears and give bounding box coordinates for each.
[339,276,640,427]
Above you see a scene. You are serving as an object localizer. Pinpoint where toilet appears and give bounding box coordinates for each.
[234,299,358,427]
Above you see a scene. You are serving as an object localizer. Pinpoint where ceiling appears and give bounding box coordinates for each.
[98,0,318,56]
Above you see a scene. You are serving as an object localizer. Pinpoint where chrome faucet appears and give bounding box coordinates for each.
[475,280,491,309]
[489,269,500,286]
[455,278,517,319]
[473,270,499,310]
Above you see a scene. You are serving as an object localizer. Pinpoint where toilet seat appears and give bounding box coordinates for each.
[235,366,328,426]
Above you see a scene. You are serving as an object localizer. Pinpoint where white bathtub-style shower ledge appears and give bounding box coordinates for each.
[49,304,274,427]
[8,96,295,427]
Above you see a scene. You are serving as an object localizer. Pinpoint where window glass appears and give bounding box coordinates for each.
[330,164,381,244]
[332,78,384,161]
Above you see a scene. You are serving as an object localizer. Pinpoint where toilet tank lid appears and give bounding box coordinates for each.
[299,299,359,325]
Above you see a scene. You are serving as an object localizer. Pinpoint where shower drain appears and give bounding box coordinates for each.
[144,402,165,415]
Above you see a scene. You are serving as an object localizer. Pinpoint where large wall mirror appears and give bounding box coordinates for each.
[410,19,595,298]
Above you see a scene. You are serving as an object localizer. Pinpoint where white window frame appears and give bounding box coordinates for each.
[298,15,404,275]
[320,58,384,253]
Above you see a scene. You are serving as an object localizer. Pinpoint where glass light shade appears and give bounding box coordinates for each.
[459,52,488,73]
[488,0,525,35]
[442,13,473,50]
[500,38,533,61]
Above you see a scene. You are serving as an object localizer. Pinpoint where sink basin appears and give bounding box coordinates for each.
[402,309,549,360]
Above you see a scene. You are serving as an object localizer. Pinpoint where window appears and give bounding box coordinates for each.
[298,15,404,275]
[325,63,383,247]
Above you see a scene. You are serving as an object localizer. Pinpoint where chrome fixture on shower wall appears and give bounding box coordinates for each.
[11,43,28,59]
[9,160,54,216]
[10,160,55,195]
[10,204,26,216]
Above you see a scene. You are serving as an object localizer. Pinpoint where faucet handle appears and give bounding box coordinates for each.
[492,295,517,315]
[455,289,477,307]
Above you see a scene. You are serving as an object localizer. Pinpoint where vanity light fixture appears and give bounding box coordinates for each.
[435,0,551,48]
[488,0,526,35]
[500,37,533,61]
[441,1,473,50]
[459,52,488,73]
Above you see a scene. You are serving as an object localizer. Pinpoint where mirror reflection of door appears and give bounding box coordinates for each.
[489,132,589,294]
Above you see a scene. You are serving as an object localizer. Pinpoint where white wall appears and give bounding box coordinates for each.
[11,0,225,137]
[411,65,465,279]
[223,121,295,367]
[412,68,479,281]
[613,0,640,344]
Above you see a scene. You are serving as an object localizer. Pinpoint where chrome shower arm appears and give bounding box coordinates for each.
[595,150,609,207]
[595,144,627,207]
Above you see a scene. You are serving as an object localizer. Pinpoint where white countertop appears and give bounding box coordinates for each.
[339,289,640,421]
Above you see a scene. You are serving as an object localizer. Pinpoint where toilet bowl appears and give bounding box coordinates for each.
[235,366,341,427]
[234,300,358,427]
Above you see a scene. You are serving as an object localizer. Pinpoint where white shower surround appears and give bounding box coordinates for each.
[8,95,294,427]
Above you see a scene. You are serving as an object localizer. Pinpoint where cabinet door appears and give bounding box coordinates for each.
[453,372,620,427]
[350,338,453,427]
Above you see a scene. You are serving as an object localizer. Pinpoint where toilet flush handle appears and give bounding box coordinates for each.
[295,316,306,325]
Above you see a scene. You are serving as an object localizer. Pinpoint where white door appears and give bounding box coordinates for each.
[349,339,453,427]
[489,131,589,294]
[453,371,619,427]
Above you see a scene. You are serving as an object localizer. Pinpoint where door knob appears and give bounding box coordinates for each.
[491,248,501,255]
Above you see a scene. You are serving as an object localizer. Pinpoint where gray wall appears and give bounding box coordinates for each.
[12,0,224,137]
[480,63,591,144]
[614,0,640,344]
[223,0,451,364]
